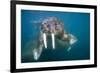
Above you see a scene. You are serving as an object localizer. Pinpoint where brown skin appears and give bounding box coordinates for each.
[42,20,69,41]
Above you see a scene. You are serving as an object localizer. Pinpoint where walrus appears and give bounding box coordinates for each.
[33,17,77,60]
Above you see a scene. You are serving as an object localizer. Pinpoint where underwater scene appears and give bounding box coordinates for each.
[21,10,90,63]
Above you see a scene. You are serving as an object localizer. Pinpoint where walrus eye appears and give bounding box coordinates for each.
[47,24,50,28]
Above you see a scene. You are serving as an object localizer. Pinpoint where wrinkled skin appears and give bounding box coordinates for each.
[33,17,77,60]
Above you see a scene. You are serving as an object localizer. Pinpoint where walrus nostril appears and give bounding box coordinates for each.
[43,33,47,48]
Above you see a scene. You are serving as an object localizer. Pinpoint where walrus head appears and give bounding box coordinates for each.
[41,17,64,34]
[41,17,69,49]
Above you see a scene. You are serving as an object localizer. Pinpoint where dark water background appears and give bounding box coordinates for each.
[21,10,90,63]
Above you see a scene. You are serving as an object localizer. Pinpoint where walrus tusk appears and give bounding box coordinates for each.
[43,33,47,48]
[51,33,55,49]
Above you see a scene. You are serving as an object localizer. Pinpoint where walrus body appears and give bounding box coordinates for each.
[33,17,77,60]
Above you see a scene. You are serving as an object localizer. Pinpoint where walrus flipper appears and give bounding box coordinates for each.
[33,44,43,60]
